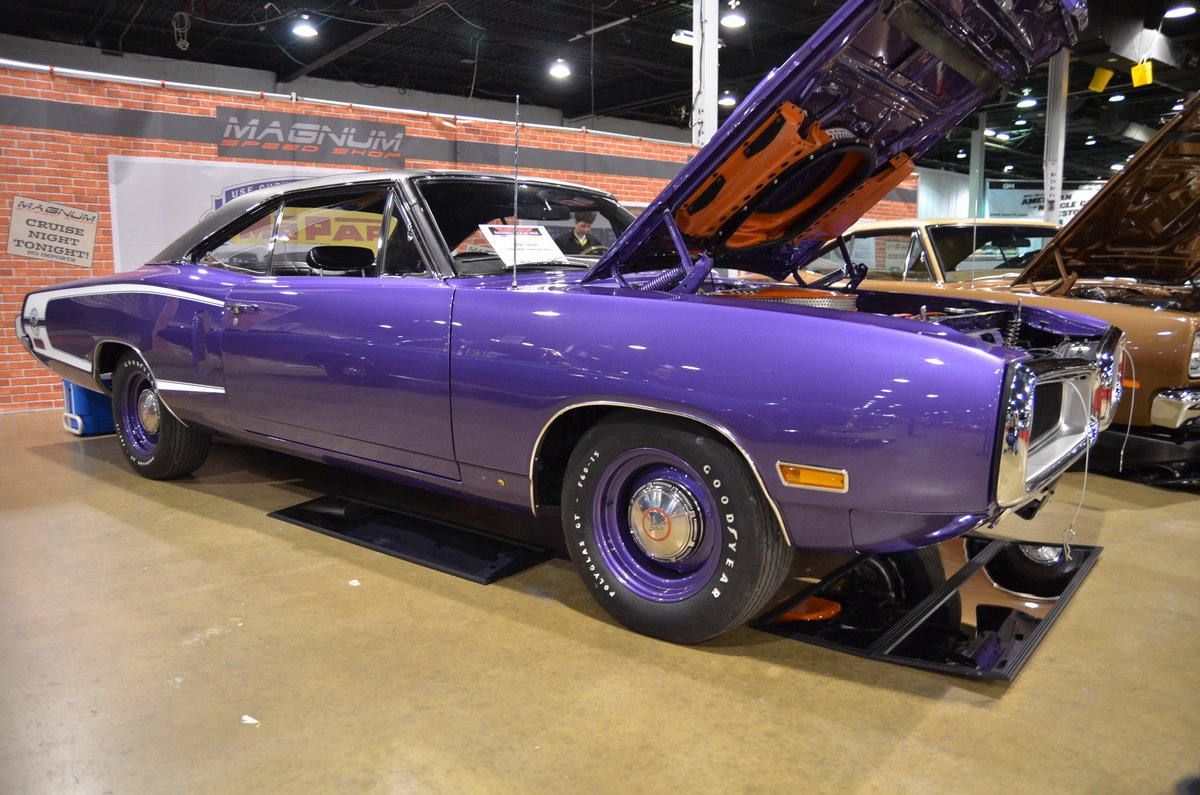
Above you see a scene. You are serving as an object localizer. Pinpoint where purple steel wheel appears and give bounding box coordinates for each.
[111,352,211,479]
[119,367,161,457]
[562,413,793,642]
[592,449,722,602]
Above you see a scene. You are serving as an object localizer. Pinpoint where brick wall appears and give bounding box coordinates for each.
[0,65,917,412]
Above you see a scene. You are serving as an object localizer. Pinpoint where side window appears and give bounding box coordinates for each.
[849,233,918,281]
[805,239,848,274]
[382,201,428,277]
[196,209,277,274]
[905,244,933,282]
[272,190,388,276]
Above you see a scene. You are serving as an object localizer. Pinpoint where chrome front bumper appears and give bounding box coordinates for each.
[1151,388,1200,429]
[995,329,1125,509]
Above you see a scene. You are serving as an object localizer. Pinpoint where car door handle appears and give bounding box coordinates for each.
[228,303,259,314]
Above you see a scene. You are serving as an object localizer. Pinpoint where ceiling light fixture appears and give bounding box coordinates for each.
[984,128,996,137]
[1014,117,1028,126]
[1016,97,1037,109]
[548,58,571,79]
[721,0,746,28]
[718,90,738,107]
[1085,137,1097,146]
[1109,93,1125,102]
[292,13,318,38]
[670,29,724,47]
[1174,100,1186,111]
[996,132,1011,141]
[1165,4,1197,18]
[956,149,967,159]
[1003,164,1014,172]
[1110,163,1124,171]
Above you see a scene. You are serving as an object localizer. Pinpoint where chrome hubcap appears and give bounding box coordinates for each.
[1019,544,1063,566]
[137,389,161,434]
[628,479,702,563]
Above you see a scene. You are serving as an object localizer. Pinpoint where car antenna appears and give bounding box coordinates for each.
[511,93,520,290]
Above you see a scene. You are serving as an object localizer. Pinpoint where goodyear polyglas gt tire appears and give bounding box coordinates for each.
[112,352,211,479]
[562,413,793,643]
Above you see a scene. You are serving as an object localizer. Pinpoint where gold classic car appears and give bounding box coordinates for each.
[803,97,1200,461]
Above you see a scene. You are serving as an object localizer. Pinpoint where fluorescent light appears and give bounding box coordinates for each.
[1109,93,1125,102]
[670,30,727,47]
[1016,97,1037,109]
[549,58,571,79]
[292,14,318,38]
[1165,5,1196,18]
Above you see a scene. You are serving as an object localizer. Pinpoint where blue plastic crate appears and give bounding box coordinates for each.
[62,381,115,436]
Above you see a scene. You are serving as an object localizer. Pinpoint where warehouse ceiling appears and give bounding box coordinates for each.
[3,0,1200,184]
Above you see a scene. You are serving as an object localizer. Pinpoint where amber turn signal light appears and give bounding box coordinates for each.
[777,463,848,492]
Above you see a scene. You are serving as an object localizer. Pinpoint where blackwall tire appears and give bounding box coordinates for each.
[562,414,793,644]
[111,353,211,479]
[965,538,1080,599]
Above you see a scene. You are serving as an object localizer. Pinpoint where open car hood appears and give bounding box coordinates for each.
[1013,94,1200,287]
[585,0,1086,284]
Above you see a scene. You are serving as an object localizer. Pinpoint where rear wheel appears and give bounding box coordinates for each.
[562,414,793,643]
[112,353,210,479]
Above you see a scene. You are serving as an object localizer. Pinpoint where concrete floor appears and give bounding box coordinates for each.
[1,408,1197,794]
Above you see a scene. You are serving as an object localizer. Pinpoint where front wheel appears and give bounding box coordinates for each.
[112,353,211,479]
[562,414,793,643]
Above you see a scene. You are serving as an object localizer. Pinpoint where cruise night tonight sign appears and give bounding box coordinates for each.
[7,196,99,268]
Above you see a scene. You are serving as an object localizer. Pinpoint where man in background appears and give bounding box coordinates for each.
[555,211,598,254]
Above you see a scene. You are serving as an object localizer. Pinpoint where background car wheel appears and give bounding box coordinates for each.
[965,538,1080,598]
[111,353,211,479]
[562,413,793,643]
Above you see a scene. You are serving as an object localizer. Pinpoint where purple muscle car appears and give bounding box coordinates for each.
[16,0,1121,643]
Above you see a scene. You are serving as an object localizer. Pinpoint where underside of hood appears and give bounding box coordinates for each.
[1013,93,1200,288]
[586,0,1087,284]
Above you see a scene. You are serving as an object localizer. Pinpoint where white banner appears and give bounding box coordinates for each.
[479,224,565,266]
[108,156,349,272]
[986,184,1103,223]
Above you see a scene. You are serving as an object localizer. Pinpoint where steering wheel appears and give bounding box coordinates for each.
[580,244,609,255]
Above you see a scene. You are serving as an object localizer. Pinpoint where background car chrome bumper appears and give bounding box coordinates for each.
[1151,388,1200,428]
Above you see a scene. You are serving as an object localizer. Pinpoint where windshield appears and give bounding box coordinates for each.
[929,224,1057,282]
[416,177,635,276]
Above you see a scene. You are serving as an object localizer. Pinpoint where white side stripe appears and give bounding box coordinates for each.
[156,380,225,394]
[25,284,227,315]
[37,346,92,373]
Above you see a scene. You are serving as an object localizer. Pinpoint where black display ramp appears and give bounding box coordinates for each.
[270,494,555,584]
[753,534,1101,681]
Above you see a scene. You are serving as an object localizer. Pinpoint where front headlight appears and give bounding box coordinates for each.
[1189,331,1200,378]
